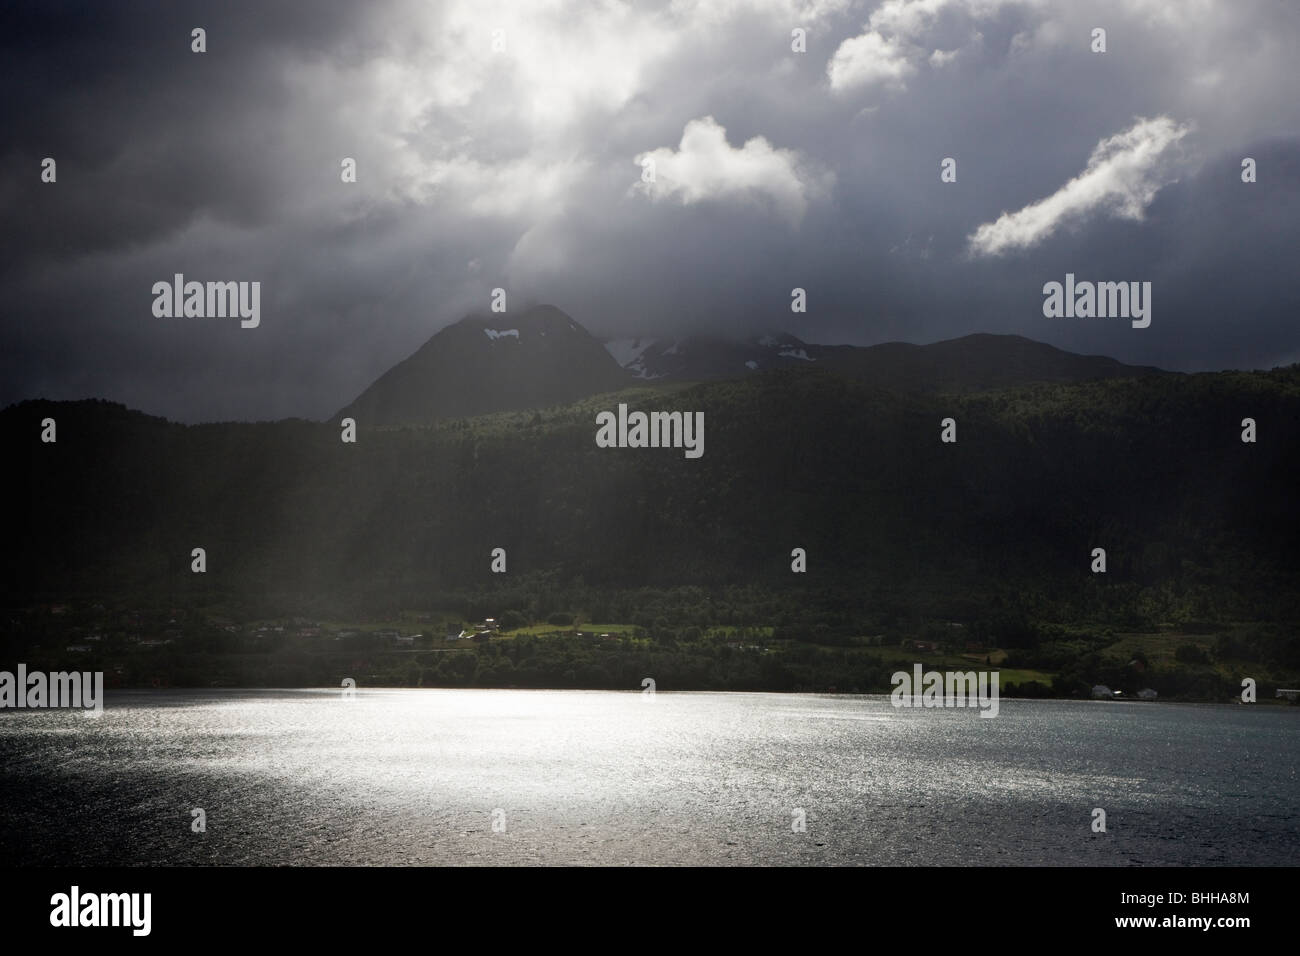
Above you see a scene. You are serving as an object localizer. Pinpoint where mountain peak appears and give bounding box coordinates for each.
[337,307,628,426]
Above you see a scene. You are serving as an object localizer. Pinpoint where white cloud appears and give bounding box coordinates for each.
[632,116,833,225]
[870,0,960,37]
[967,115,1193,257]
[276,0,689,219]
[827,30,916,91]
[279,0,860,225]
[828,0,1037,92]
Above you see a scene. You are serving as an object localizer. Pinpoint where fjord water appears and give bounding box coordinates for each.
[1,690,1295,865]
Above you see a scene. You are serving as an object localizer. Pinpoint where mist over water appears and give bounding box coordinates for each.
[1,690,1295,866]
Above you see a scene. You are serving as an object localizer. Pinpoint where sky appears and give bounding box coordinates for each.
[1,0,1297,422]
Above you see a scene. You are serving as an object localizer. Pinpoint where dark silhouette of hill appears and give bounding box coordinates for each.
[4,363,1298,630]
[815,333,1163,391]
[603,330,1162,391]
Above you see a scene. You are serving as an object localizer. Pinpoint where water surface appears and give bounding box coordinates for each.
[1,690,1295,865]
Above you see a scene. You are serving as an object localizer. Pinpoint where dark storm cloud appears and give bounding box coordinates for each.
[1,0,1297,422]
[0,1,374,267]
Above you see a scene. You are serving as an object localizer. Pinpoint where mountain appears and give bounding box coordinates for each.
[341,305,1162,429]
[603,331,1162,390]
[6,343,1298,696]
[5,364,1299,627]
[338,305,630,425]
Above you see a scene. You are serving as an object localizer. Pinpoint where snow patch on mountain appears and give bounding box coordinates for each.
[484,328,520,341]
[604,337,657,367]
